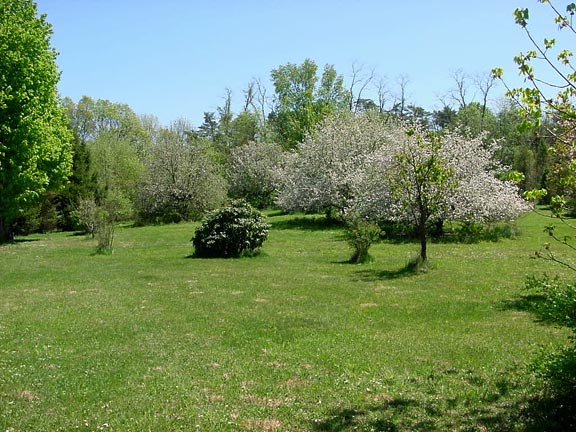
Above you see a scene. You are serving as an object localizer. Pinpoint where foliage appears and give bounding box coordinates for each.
[196,105,260,154]
[492,2,576,206]
[452,102,498,138]
[93,191,131,254]
[192,200,270,258]
[62,96,151,155]
[135,126,227,224]
[343,213,382,263]
[0,0,73,242]
[493,2,576,419]
[454,221,520,243]
[525,274,576,398]
[227,141,284,208]
[270,59,350,148]
[365,127,458,262]
[56,132,98,230]
[61,96,153,222]
[525,274,576,331]
[88,131,144,212]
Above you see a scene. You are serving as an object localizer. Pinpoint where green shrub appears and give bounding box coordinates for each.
[525,275,576,395]
[525,274,576,331]
[95,208,114,255]
[192,200,270,258]
[455,221,519,243]
[344,215,382,264]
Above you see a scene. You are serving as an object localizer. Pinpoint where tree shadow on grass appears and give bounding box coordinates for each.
[311,397,521,431]
[500,294,562,327]
[312,399,418,432]
[310,389,575,431]
[268,216,344,231]
[353,260,426,281]
[12,238,40,243]
[519,389,576,431]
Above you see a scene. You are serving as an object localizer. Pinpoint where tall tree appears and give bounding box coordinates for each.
[0,0,73,242]
[270,59,349,148]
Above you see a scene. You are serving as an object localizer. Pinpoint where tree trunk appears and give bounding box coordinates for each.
[417,219,428,262]
[432,219,444,239]
[0,217,15,243]
[419,230,427,262]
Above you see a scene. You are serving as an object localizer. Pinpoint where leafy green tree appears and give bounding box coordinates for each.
[432,106,457,130]
[229,111,259,148]
[492,1,576,220]
[195,93,259,156]
[493,2,576,420]
[62,97,151,219]
[405,104,431,129]
[92,132,143,208]
[493,100,549,192]
[0,0,73,242]
[453,102,498,137]
[270,59,350,148]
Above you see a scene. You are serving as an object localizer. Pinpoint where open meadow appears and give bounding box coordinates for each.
[0,211,572,431]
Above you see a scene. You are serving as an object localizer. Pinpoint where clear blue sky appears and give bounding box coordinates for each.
[35,0,559,126]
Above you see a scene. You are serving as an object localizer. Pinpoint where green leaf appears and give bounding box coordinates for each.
[491,67,504,79]
[514,8,529,27]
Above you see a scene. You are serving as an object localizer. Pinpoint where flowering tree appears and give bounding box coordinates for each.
[355,127,531,261]
[277,112,530,262]
[227,141,284,208]
[135,128,227,223]
[276,112,390,216]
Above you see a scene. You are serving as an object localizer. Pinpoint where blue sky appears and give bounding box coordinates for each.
[35,0,559,126]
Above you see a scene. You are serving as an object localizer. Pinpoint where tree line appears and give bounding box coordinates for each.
[0,0,557,247]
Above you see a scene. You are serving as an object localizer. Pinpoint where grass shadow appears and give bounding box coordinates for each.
[269,216,344,231]
[13,238,40,243]
[500,294,563,327]
[515,390,576,432]
[312,399,419,432]
[353,259,426,281]
[311,382,575,431]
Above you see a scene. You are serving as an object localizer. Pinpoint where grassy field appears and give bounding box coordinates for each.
[0,211,572,431]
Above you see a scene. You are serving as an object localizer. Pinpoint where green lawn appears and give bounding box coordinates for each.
[0,211,571,431]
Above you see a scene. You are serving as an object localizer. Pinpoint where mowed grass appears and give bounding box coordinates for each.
[0,211,572,431]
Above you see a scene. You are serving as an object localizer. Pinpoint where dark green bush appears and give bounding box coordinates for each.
[525,274,576,395]
[192,200,270,258]
[455,221,520,243]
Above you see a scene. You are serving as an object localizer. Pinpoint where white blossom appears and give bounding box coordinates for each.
[276,111,531,234]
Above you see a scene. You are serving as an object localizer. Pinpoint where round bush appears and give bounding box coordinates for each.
[192,200,270,258]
